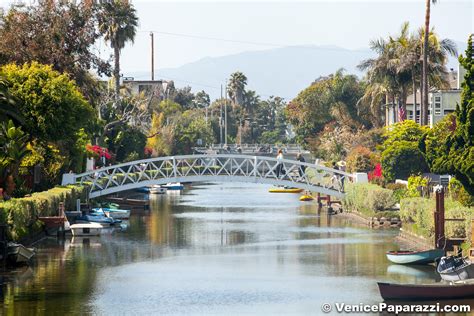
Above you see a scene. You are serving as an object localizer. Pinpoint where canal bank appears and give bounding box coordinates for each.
[2,182,448,315]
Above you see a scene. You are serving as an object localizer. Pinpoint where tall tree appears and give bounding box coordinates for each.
[227,72,247,106]
[421,0,437,125]
[0,1,110,102]
[422,35,473,195]
[98,0,138,105]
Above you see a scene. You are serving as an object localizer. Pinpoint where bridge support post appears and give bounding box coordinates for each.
[172,157,177,178]
[254,156,258,180]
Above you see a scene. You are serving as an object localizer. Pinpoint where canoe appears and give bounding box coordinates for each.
[386,249,444,265]
[437,256,474,281]
[269,187,304,193]
[299,195,314,201]
[70,223,103,236]
[378,280,474,301]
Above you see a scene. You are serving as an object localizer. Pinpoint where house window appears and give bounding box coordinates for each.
[434,96,442,115]
[408,110,413,120]
[444,109,455,115]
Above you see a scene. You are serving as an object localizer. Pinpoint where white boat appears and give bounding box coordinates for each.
[437,256,474,281]
[149,185,167,194]
[70,223,103,236]
[162,182,184,190]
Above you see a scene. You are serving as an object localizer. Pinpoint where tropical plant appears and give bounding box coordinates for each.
[421,0,437,125]
[97,0,139,105]
[227,71,247,106]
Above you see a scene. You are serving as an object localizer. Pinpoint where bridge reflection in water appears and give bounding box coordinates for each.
[62,154,354,199]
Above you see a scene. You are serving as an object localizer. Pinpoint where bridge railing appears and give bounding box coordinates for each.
[63,154,354,198]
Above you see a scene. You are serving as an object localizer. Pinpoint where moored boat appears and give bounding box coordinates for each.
[299,195,314,201]
[437,256,474,281]
[91,208,131,219]
[269,187,304,193]
[378,280,474,301]
[162,182,184,190]
[70,223,103,236]
[386,249,444,265]
[75,214,121,227]
[149,185,167,194]
[7,242,36,265]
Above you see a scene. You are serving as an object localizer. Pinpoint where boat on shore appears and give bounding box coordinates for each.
[378,280,474,301]
[70,223,103,236]
[437,256,474,281]
[386,249,444,265]
[7,242,36,265]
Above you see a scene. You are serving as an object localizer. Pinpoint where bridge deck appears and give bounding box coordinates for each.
[62,154,353,199]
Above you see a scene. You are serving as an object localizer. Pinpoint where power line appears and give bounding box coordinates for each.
[140,30,369,53]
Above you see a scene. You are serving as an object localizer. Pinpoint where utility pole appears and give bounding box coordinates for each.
[220,85,223,146]
[150,32,154,81]
[224,81,228,145]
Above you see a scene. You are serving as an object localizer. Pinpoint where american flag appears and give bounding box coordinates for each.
[398,104,406,122]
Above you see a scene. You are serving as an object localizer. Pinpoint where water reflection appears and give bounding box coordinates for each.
[1,182,444,315]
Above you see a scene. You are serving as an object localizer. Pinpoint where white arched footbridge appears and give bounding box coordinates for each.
[62,154,355,199]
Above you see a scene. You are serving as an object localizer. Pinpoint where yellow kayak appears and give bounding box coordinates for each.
[269,187,304,193]
[299,195,314,201]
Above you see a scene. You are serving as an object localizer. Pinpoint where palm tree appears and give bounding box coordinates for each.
[227,71,247,106]
[98,0,139,105]
[421,0,437,125]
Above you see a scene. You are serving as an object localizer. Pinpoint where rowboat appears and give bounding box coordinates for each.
[70,223,103,236]
[386,249,444,265]
[378,280,474,301]
[269,187,304,193]
[437,256,474,281]
[7,242,36,265]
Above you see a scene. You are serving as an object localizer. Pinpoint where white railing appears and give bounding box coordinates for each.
[62,154,354,199]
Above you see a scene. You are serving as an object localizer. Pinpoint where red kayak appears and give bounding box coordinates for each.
[378,280,474,301]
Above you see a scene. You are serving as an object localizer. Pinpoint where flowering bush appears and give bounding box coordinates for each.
[85,144,111,160]
[144,147,153,157]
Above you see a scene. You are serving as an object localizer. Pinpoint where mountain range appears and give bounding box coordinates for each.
[127,41,466,101]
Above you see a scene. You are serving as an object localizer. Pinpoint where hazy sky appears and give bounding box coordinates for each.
[2,0,473,74]
[115,0,473,74]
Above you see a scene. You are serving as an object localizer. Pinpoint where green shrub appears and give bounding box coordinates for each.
[381,140,428,182]
[0,185,87,241]
[400,196,472,240]
[343,183,397,218]
[406,175,429,197]
[385,183,408,203]
[346,146,377,173]
[449,178,474,207]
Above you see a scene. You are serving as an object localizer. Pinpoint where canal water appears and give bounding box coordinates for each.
[1,182,442,315]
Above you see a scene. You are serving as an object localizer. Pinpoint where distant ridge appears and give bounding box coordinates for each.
[126,41,466,101]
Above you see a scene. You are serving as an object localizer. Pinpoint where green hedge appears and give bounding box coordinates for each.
[0,185,88,241]
[343,183,398,219]
[400,197,472,241]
